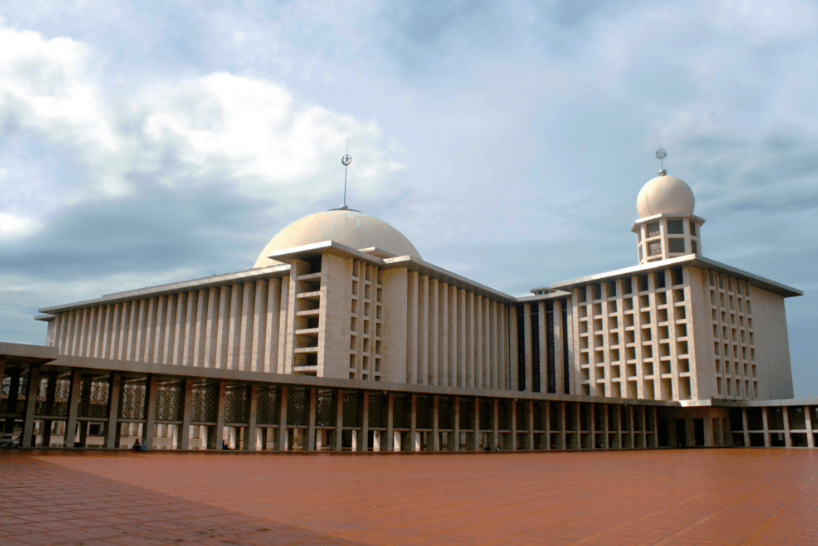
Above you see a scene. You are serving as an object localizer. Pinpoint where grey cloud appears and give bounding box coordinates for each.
[0,177,276,280]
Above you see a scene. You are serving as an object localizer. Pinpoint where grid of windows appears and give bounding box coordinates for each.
[636,218,702,264]
[349,261,383,381]
[709,270,756,400]
[576,267,691,401]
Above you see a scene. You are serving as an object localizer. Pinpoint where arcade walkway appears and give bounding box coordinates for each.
[1,449,816,545]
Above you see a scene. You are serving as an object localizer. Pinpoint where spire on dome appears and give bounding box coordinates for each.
[656,148,667,176]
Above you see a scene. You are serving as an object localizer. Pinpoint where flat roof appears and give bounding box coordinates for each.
[549,254,802,298]
[39,264,290,314]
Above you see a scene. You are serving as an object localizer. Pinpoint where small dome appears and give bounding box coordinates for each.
[254,209,421,268]
[636,174,695,218]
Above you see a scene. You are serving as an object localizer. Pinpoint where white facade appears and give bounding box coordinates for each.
[38,170,800,404]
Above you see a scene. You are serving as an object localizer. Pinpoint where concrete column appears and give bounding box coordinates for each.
[510,400,518,451]
[358,391,369,452]
[630,407,638,449]
[432,395,440,451]
[21,367,40,448]
[742,408,750,447]
[163,295,178,364]
[616,405,623,449]
[805,406,815,448]
[386,392,394,452]
[105,373,121,449]
[602,405,610,449]
[589,403,595,450]
[783,407,792,448]
[64,370,82,448]
[245,384,259,451]
[276,386,288,451]
[406,272,418,384]
[144,376,159,450]
[704,417,715,447]
[153,297,166,363]
[410,394,418,452]
[332,389,344,451]
[762,407,771,448]
[685,417,695,448]
[178,378,193,450]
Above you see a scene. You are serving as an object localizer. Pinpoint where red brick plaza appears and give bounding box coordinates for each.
[1,449,817,545]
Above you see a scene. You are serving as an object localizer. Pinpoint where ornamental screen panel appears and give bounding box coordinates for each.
[416,395,432,429]
[79,377,109,419]
[224,385,249,424]
[155,381,183,422]
[393,394,410,429]
[286,387,308,427]
[256,387,277,425]
[342,391,359,428]
[368,394,386,429]
[438,397,453,430]
[119,380,147,420]
[667,219,684,234]
[316,389,334,427]
[459,398,472,430]
[190,382,218,423]
[34,377,49,416]
[668,238,685,253]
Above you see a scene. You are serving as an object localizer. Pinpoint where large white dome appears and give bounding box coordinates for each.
[636,174,695,218]
[254,209,421,268]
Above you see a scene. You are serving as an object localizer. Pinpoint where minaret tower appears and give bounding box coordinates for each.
[632,150,704,264]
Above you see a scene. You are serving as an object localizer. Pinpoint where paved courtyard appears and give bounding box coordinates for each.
[1,449,817,545]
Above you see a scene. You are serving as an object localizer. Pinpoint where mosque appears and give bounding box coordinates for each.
[1,154,814,452]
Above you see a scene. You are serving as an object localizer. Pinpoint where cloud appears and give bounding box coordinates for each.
[0,212,42,240]
[0,24,400,243]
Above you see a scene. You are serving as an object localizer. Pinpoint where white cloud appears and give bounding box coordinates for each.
[0,213,42,240]
[0,25,400,240]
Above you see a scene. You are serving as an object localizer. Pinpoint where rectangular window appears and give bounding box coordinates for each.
[671,267,684,286]
[622,277,633,294]
[648,241,662,256]
[667,219,684,234]
[668,238,685,253]
[690,221,697,236]
[655,270,666,289]
[647,221,660,237]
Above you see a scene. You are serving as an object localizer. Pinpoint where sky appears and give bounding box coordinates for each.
[1,0,816,396]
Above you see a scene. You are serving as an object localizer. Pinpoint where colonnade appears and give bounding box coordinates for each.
[2,363,670,452]
[731,405,818,448]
